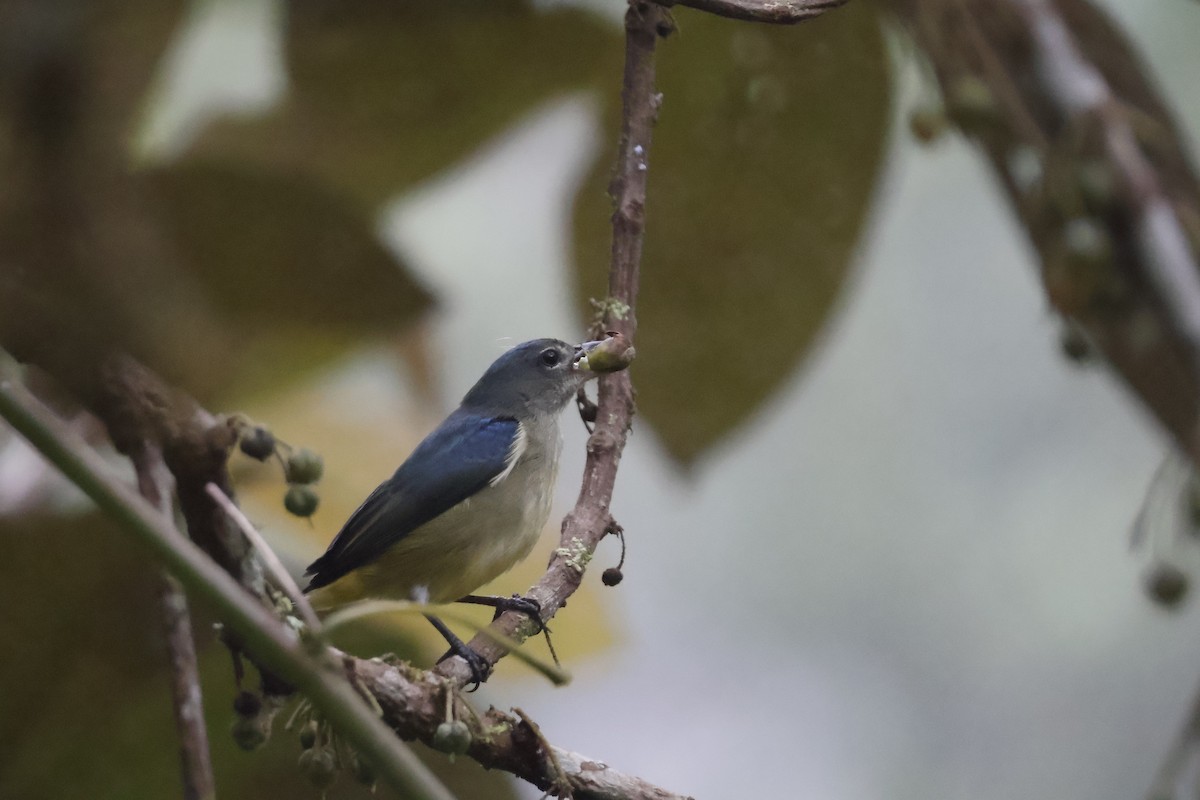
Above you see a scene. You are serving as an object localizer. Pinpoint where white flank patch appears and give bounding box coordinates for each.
[489,422,528,487]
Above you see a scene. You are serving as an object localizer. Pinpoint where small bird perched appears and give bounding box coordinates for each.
[304,337,602,684]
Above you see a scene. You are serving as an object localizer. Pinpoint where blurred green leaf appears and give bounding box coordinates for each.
[191,0,620,206]
[573,6,890,465]
[142,160,434,399]
[145,161,432,331]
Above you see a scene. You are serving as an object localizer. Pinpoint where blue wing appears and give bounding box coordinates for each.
[303,412,520,591]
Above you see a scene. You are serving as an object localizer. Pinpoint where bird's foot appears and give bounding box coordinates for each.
[425,612,492,690]
[457,593,546,633]
[437,641,492,691]
[456,593,561,670]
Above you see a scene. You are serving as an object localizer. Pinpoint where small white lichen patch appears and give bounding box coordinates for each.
[554,537,593,574]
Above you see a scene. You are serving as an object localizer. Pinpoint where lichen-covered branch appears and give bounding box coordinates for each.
[353,657,692,800]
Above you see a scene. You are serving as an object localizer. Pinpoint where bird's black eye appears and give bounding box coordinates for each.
[539,348,561,367]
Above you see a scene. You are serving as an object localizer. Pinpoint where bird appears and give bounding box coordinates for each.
[303,337,601,685]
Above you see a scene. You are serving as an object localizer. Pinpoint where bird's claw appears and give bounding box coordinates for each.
[437,641,492,691]
[492,594,546,632]
[459,647,492,691]
[456,593,548,634]
[453,592,561,671]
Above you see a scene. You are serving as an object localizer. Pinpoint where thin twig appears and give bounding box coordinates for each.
[132,445,215,800]
[658,0,847,24]
[435,0,664,688]
[155,574,214,800]
[205,482,322,633]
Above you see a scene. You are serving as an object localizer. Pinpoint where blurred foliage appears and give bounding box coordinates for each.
[0,512,518,800]
[141,160,433,401]
[2,0,890,465]
[574,5,889,465]
[191,0,619,207]
[0,0,434,405]
[0,0,202,395]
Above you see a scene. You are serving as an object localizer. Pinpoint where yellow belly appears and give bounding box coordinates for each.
[307,452,556,612]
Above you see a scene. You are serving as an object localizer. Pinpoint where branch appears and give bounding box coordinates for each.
[0,373,457,800]
[433,0,666,687]
[205,482,322,632]
[890,0,1200,466]
[657,0,847,24]
[93,354,265,596]
[132,444,215,800]
[351,657,693,800]
[1010,0,1200,361]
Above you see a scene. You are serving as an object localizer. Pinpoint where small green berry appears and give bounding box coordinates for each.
[298,748,337,790]
[1063,218,1112,269]
[1145,563,1189,609]
[576,332,636,373]
[431,720,472,756]
[1076,161,1118,212]
[284,485,320,518]
[350,752,376,788]
[1059,324,1092,363]
[285,448,324,484]
[231,716,268,751]
[239,426,276,461]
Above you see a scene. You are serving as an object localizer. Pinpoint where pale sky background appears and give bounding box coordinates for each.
[132,1,1200,797]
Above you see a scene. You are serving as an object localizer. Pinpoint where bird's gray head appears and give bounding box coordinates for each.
[461,338,594,416]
